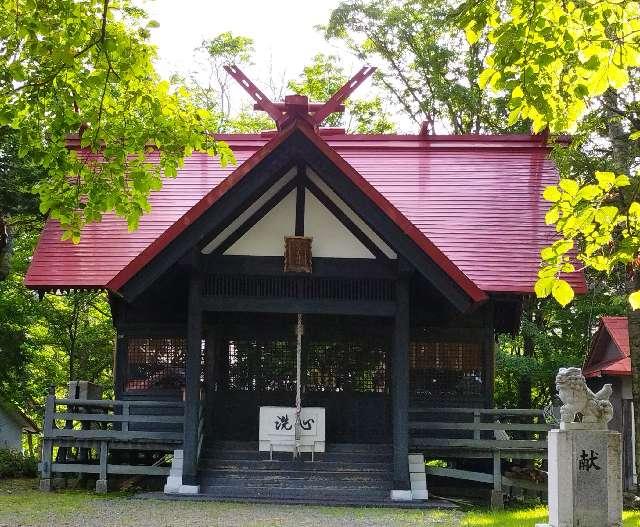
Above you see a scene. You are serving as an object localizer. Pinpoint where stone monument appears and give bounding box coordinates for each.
[537,367,623,527]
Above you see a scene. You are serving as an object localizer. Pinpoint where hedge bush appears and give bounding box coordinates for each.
[0,449,37,478]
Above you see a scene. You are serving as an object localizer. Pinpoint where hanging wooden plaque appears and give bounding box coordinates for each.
[284,236,312,273]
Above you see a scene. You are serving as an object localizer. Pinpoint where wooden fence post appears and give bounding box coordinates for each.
[473,409,481,440]
[95,441,108,493]
[491,450,504,509]
[39,386,55,491]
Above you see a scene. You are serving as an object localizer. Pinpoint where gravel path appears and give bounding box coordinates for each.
[0,480,465,527]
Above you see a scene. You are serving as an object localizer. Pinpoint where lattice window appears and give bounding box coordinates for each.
[227,340,296,391]
[224,338,387,394]
[409,341,483,401]
[125,337,186,392]
[306,341,387,393]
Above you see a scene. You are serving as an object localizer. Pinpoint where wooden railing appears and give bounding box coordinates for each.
[409,406,555,508]
[40,391,184,493]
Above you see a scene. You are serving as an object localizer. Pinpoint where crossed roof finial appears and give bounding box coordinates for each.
[223,64,376,131]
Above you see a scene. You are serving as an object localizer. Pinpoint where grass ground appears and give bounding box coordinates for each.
[0,479,639,527]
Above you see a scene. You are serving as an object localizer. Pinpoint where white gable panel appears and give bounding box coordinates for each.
[304,190,374,259]
[307,170,397,259]
[224,189,296,256]
[201,167,296,254]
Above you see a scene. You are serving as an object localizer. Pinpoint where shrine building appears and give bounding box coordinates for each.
[25,66,585,504]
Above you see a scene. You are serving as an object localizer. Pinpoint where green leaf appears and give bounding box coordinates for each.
[543,186,562,202]
[545,206,560,225]
[577,185,601,200]
[534,277,554,298]
[552,279,575,306]
[629,291,640,310]
[478,68,498,89]
[595,171,615,189]
[559,179,579,196]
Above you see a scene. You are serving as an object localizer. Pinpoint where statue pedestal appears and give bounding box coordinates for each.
[537,424,623,527]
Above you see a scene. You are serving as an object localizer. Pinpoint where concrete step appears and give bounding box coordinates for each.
[199,458,393,472]
[203,441,392,455]
[202,449,392,464]
[198,484,392,501]
[199,470,392,487]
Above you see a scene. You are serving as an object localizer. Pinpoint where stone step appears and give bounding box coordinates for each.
[198,484,391,501]
[202,449,392,464]
[199,469,392,485]
[199,458,393,472]
[200,475,393,489]
[205,441,392,454]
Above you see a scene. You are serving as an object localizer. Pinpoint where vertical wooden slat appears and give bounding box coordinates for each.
[121,402,130,433]
[473,409,481,440]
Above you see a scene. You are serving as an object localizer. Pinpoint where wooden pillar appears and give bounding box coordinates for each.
[204,327,217,439]
[40,387,55,491]
[114,333,127,399]
[483,304,495,408]
[392,265,410,490]
[183,268,202,487]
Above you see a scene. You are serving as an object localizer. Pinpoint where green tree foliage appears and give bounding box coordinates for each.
[496,286,627,408]
[0,226,114,424]
[460,0,640,133]
[0,0,234,241]
[460,0,640,488]
[185,32,277,133]
[287,53,394,133]
[458,0,640,307]
[325,0,527,133]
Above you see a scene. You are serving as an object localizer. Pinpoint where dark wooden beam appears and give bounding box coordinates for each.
[114,334,127,399]
[295,164,306,236]
[214,178,298,255]
[182,266,202,486]
[201,296,396,317]
[305,178,387,260]
[392,264,411,489]
[203,255,397,278]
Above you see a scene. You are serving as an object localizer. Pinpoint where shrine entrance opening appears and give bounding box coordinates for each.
[205,312,392,444]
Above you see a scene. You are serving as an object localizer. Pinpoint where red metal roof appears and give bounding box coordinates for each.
[25,124,587,297]
[583,316,631,378]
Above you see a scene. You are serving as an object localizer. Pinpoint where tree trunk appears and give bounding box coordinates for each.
[628,269,640,493]
[0,216,9,280]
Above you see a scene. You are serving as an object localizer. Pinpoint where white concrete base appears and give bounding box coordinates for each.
[409,453,428,500]
[178,484,200,494]
[163,476,182,494]
[390,489,413,501]
[163,449,198,495]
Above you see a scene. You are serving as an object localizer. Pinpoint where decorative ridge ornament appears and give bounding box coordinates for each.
[224,64,376,131]
[555,367,613,428]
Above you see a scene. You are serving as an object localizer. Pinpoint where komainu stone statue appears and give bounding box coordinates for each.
[555,367,613,425]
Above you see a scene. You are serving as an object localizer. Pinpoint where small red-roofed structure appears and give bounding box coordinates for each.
[583,316,636,489]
